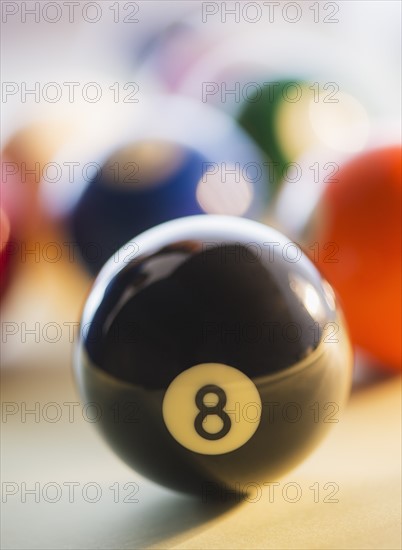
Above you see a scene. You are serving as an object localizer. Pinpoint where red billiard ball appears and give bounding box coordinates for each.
[301,146,401,370]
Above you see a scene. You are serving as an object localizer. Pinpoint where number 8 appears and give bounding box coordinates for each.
[194,384,231,440]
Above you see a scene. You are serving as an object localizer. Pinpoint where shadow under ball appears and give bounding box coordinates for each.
[75,216,352,497]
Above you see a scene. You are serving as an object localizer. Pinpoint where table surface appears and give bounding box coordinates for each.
[1,256,401,550]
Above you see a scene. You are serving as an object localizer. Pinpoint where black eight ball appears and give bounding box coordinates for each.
[75,216,352,497]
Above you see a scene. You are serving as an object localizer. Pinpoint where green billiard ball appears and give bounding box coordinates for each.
[238,79,316,190]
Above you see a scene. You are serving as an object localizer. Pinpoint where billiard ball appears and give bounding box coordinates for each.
[42,96,269,275]
[287,146,401,371]
[137,21,215,91]
[1,152,22,232]
[1,120,75,237]
[178,28,371,194]
[0,207,12,296]
[238,80,370,192]
[60,141,210,274]
[238,79,314,189]
[75,215,352,497]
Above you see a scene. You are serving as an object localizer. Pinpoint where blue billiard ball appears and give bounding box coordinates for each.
[42,96,270,274]
[66,141,211,274]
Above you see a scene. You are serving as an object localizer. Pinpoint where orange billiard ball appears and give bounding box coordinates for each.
[0,207,12,296]
[304,146,401,370]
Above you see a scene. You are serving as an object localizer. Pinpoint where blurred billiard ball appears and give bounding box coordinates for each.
[238,80,370,191]
[59,141,210,274]
[178,26,372,195]
[0,207,12,296]
[290,146,401,371]
[42,96,269,275]
[238,79,313,188]
[1,120,75,238]
[75,215,352,497]
[137,21,215,91]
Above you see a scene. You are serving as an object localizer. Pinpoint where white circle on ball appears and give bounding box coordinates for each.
[162,363,262,455]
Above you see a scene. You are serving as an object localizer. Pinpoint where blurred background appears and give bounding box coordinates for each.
[1,1,401,549]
